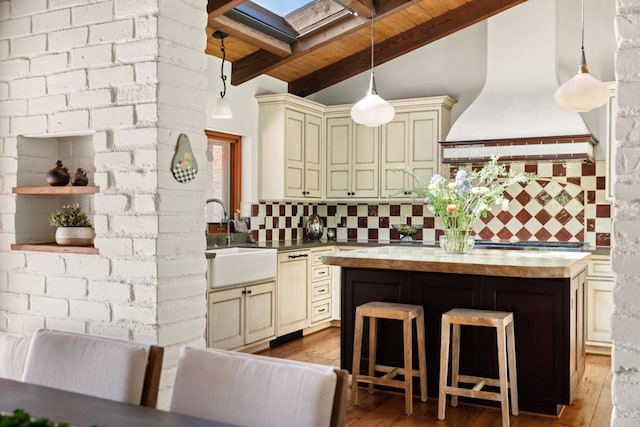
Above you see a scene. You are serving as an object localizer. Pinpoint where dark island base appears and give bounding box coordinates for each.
[340,268,586,416]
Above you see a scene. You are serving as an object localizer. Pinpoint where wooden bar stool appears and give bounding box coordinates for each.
[351,301,427,416]
[438,308,518,427]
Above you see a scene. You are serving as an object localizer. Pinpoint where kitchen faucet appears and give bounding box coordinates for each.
[205,197,229,230]
[226,219,236,245]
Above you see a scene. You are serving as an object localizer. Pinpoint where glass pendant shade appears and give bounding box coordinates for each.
[212,97,233,119]
[554,67,608,112]
[350,9,394,127]
[554,0,608,112]
[351,75,395,127]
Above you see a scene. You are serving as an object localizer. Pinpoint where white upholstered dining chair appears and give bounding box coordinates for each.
[21,329,164,407]
[170,346,348,427]
[0,331,31,380]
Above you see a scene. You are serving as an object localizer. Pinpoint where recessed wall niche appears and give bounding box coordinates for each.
[13,132,98,254]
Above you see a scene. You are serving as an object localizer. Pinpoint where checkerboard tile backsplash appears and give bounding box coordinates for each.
[249,160,611,248]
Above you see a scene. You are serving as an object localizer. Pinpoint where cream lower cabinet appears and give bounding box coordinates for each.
[586,254,614,353]
[277,249,311,336]
[207,280,276,351]
[381,97,455,197]
[325,115,379,198]
[310,247,333,325]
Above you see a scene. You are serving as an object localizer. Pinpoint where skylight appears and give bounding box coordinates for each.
[252,0,315,17]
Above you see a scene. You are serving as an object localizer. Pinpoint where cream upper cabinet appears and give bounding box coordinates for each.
[326,114,379,198]
[381,97,456,198]
[258,94,325,200]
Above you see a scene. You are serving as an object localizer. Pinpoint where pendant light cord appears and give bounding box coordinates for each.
[580,0,585,51]
[370,7,375,73]
[219,35,228,99]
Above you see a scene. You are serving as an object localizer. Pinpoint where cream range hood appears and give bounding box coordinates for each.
[441,0,597,163]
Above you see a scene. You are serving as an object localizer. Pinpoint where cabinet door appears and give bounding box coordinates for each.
[304,113,322,198]
[569,270,586,401]
[486,276,566,403]
[409,110,439,186]
[326,117,352,198]
[245,281,276,344]
[587,278,613,343]
[277,251,311,336]
[285,109,306,198]
[380,113,410,198]
[351,123,378,198]
[208,288,244,350]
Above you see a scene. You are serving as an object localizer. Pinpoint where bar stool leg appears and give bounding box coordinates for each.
[450,323,461,408]
[367,316,378,394]
[403,313,413,415]
[351,309,364,406]
[416,311,427,402]
[506,321,519,416]
[496,325,510,427]
[438,316,451,420]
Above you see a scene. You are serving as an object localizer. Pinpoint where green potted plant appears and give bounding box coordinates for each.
[50,203,95,246]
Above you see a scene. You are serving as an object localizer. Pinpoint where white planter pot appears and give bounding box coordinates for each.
[55,227,95,246]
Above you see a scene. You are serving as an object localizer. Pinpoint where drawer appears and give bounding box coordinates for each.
[312,282,331,302]
[311,249,333,266]
[588,258,613,278]
[312,300,331,323]
[312,265,331,282]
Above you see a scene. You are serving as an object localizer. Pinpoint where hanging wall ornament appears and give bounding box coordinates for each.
[171,134,198,183]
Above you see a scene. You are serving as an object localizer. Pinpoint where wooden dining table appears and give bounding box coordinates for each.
[0,377,233,427]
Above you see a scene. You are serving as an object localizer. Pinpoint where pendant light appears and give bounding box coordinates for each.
[211,31,233,119]
[350,8,394,127]
[554,0,608,112]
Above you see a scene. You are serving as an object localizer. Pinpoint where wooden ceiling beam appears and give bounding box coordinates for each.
[209,15,292,57]
[207,0,247,17]
[230,0,419,85]
[341,0,373,18]
[232,50,283,84]
[288,0,526,97]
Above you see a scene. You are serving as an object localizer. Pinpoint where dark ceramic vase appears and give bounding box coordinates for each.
[46,160,70,186]
[71,168,88,186]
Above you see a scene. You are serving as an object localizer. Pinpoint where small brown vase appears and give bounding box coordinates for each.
[71,168,89,186]
[46,160,70,186]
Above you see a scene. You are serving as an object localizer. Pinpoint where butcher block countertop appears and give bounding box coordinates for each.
[322,246,590,278]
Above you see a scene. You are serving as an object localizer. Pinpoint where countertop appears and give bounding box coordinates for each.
[321,246,591,278]
[210,238,610,255]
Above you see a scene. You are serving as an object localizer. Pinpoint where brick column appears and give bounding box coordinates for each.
[612,0,640,425]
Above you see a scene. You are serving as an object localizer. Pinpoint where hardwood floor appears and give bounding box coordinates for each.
[259,327,612,426]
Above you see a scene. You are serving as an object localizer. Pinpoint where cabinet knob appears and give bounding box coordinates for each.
[246,290,252,295]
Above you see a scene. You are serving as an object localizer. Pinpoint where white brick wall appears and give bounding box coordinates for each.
[0,0,208,410]
[613,2,640,426]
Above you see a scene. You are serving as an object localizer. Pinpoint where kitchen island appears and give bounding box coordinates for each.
[322,246,590,415]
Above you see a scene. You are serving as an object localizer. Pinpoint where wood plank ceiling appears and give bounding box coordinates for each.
[206,0,526,97]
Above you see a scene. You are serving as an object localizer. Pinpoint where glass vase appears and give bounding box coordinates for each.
[439,228,475,254]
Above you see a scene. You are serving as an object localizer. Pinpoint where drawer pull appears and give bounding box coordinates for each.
[318,271,326,275]
[318,308,326,312]
[288,254,309,259]
[318,289,326,293]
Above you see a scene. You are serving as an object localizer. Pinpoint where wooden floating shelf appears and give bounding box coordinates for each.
[12,186,100,195]
[11,242,99,255]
